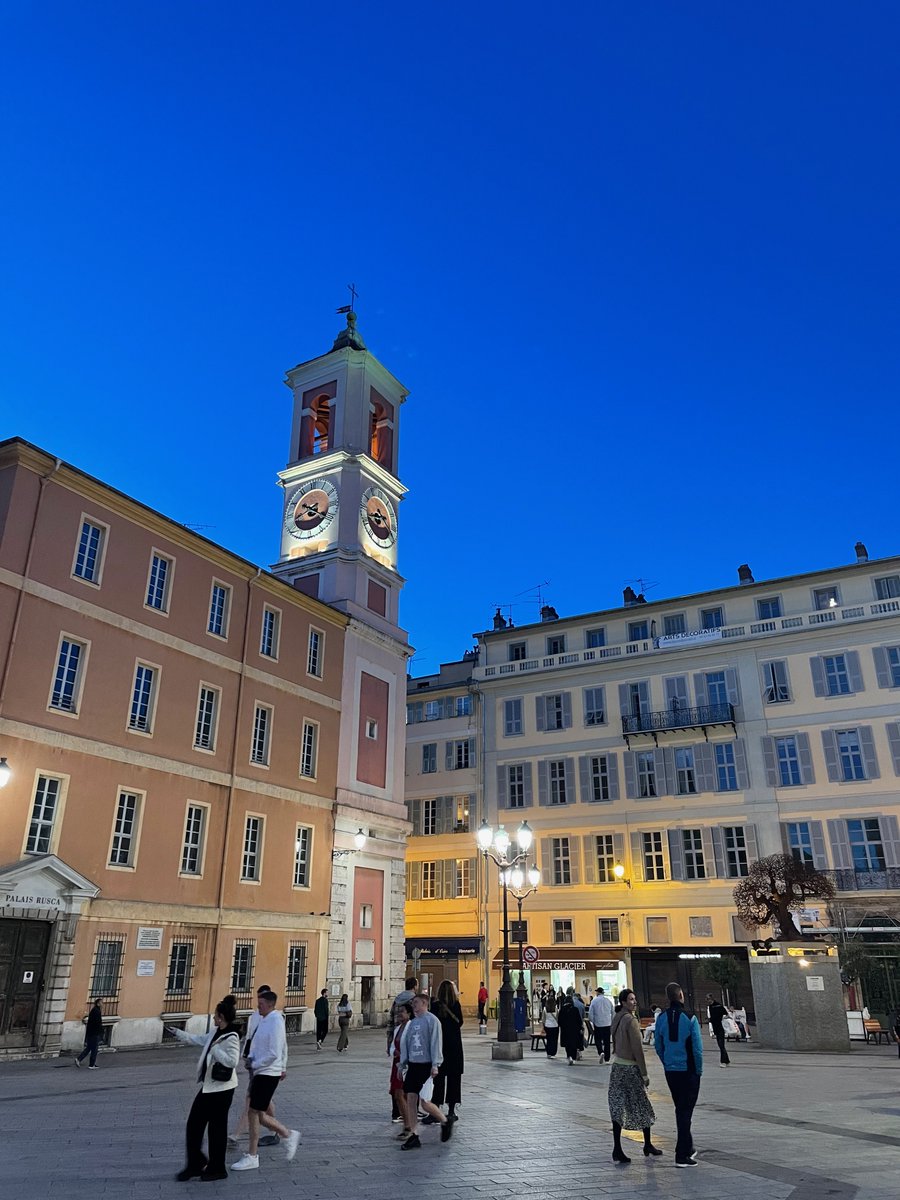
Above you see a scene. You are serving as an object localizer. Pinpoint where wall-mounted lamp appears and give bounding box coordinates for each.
[0,758,11,788]
[333,828,368,859]
[613,862,632,889]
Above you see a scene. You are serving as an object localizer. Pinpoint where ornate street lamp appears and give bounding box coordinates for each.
[475,819,540,1060]
[0,758,10,788]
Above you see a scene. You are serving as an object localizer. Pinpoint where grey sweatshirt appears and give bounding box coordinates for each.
[399,1010,443,1069]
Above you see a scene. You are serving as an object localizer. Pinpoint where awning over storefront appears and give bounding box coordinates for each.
[406,937,483,958]
[491,946,625,971]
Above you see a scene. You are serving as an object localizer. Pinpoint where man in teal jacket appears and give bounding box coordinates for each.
[654,981,703,1166]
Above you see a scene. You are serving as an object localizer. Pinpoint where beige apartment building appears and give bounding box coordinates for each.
[406,549,900,1017]
[0,312,412,1056]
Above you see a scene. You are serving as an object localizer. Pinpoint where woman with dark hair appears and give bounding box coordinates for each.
[337,993,352,1053]
[558,992,584,1065]
[389,1001,414,1136]
[607,988,660,1164]
[168,995,242,1181]
[543,990,559,1058]
[429,980,464,1122]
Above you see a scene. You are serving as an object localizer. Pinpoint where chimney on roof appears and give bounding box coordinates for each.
[492,607,508,631]
[540,605,559,622]
[855,541,869,564]
[738,564,754,585]
[623,586,638,607]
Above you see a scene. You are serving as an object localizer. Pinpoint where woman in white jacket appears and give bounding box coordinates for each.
[168,994,242,1181]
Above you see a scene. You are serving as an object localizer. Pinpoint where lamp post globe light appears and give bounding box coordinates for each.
[475,819,540,1062]
[0,758,11,788]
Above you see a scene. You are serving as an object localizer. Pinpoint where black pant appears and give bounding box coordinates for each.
[714,1028,730,1065]
[432,1067,461,1108]
[665,1071,701,1162]
[185,1088,234,1173]
[77,1035,101,1066]
[544,1026,559,1056]
[594,1025,611,1061]
[477,1003,486,1023]
[316,1018,328,1043]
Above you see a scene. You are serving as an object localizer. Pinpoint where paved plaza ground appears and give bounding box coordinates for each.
[4,1026,898,1200]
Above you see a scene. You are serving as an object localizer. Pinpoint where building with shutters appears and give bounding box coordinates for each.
[406,548,900,1016]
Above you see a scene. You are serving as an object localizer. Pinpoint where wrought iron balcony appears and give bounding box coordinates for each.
[621,702,736,746]
[824,868,900,892]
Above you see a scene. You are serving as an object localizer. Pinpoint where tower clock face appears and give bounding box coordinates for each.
[360,485,397,548]
[285,478,339,540]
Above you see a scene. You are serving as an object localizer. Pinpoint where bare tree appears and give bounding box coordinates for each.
[733,854,835,941]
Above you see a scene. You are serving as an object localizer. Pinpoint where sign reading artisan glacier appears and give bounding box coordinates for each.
[656,628,723,650]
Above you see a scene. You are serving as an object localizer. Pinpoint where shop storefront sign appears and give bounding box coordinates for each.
[656,628,723,650]
[406,937,482,958]
[491,947,623,971]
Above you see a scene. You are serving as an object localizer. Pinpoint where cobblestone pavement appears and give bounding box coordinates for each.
[5,1027,899,1199]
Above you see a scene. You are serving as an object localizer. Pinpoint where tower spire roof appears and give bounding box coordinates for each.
[331,310,367,352]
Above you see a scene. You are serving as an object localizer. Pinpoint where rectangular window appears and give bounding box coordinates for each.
[545,693,565,730]
[646,916,670,943]
[454,740,471,769]
[675,747,696,795]
[50,637,85,713]
[194,686,219,751]
[307,628,324,677]
[504,699,523,736]
[776,736,802,786]
[589,756,611,802]
[637,751,657,798]
[208,582,230,637]
[146,552,172,612]
[549,759,568,805]
[701,606,724,629]
[586,627,606,648]
[300,720,318,778]
[546,634,566,656]
[422,798,437,836]
[847,818,886,871]
[598,917,620,943]
[723,826,749,877]
[293,825,311,887]
[705,671,729,707]
[583,687,605,726]
[824,654,851,696]
[552,918,573,943]
[552,837,572,885]
[26,775,62,854]
[682,828,706,879]
[508,641,527,662]
[166,941,194,995]
[365,718,378,740]
[507,764,525,808]
[887,646,900,688]
[595,833,616,882]
[628,619,649,641]
[715,743,738,791]
[231,941,255,992]
[109,790,140,867]
[814,585,840,611]
[875,575,900,601]
[90,935,125,1000]
[286,942,307,993]
[128,663,157,733]
[456,858,472,897]
[73,519,105,584]
[181,804,206,875]
[837,729,866,781]
[455,796,470,831]
[689,915,713,938]
[422,743,437,773]
[421,861,437,899]
[642,831,665,881]
[787,821,813,866]
[250,705,271,765]
[425,700,440,721]
[260,607,280,659]
[756,596,782,620]
[664,613,686,636]
[241,816,263,881]
[762,660,790,704]
[455,695,471,716]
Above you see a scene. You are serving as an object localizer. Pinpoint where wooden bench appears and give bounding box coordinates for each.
[530,1027,546,1051]
[864,1018,892,1045]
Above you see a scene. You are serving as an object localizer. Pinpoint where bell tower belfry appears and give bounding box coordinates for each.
[272,310,407,635]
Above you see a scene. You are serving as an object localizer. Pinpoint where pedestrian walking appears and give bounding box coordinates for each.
[398,993,453,1149]
[389,1002,414,1135]
[74,998,104,1070]
[655,981,703,1168]
[430,980,464,1122]
[608,988,661,1163]
[230,990,300,1172]
[168,994,242,1181]
[337,994,352,1052]
[477,981,488,1025]
[314,988,329,1050]
[386,976,418,1050]
[589,987,615,1063]
[543,991,559,1058]
[706,993,731,1067]
[558,992,584,1065]
[229,984,281,1149]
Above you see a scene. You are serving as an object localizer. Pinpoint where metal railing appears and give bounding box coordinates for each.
[622,702,735,736]
[825,868,900,891]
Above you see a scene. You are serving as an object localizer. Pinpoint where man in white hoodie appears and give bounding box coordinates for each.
[231,991,301,1171]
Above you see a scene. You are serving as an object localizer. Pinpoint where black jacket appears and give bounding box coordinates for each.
[430,998,464,1076]
[86,1005,103,1037]
[708,1001,727,1034]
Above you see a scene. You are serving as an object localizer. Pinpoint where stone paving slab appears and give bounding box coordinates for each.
[2,1027,898,1198]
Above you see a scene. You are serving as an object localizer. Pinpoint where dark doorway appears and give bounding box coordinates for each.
[361,976,374,1026]
[0,920,50,1048]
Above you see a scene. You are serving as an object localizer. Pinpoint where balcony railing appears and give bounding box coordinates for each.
[825,868,900,892]
[622,702,736,745]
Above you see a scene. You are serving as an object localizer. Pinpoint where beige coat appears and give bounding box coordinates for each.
[611,1011,648,1078]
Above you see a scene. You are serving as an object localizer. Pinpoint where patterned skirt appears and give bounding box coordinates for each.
[607,1062,655,1131]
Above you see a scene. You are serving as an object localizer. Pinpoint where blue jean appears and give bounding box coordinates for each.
[77,1035,100,1066]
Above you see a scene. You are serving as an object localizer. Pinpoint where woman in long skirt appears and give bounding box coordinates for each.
[607,988,661,1163]
[336,994,352,1052]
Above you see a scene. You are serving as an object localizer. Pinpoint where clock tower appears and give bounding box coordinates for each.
[273,310,411,1027]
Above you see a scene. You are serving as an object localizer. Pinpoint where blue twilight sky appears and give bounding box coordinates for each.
[3,3,900,673]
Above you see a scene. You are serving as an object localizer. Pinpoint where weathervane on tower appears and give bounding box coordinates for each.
[336,283,359,315]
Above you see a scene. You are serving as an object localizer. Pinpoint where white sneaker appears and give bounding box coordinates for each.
[231,1154,259,1171]
[567,1057,573,1065]
[285,1130,301,1161]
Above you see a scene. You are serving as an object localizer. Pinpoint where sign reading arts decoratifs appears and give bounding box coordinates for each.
[136,927,163,950]
[656,628,724,650]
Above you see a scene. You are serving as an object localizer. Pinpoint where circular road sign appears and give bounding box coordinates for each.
[522,945,539,965]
